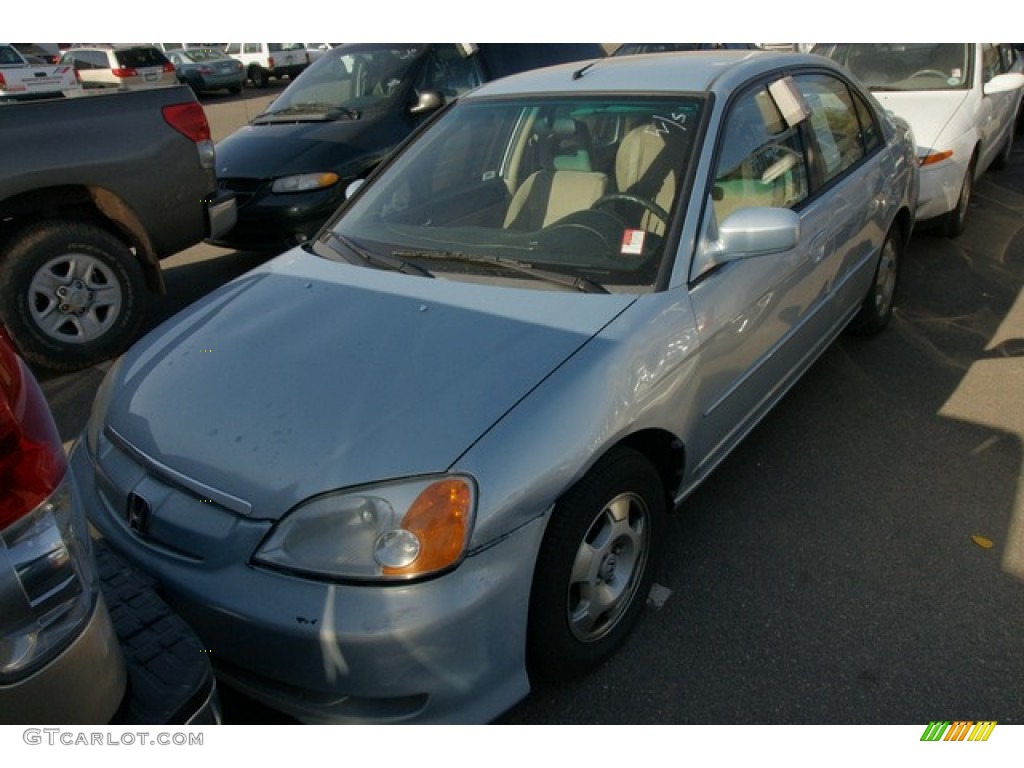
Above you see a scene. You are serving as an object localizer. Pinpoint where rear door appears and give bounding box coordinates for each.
[687,72,881,477]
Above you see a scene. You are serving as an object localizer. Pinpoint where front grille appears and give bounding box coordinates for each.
[218,177,265,208]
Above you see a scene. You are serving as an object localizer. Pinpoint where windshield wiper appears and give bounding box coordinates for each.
[324,232,433,277]
[392,248,607,294]
[255,103,361,121]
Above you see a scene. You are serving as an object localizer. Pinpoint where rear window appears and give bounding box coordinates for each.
[115,47,169,68]
[0,45,25,66]
[269,43,306,53]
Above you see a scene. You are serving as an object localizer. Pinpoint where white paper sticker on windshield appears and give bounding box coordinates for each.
[621,229,646,256]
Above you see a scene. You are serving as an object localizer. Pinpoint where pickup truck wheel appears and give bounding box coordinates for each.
[0,220,147,372]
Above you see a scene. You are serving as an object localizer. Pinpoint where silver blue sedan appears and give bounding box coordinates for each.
[74,50,918,724]
[166,47,245,95]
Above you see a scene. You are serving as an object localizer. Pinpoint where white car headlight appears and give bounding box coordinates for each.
[253,475,476,582]
[271,172,340,194]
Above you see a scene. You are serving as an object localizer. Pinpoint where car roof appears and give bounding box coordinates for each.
[467,50,832,100]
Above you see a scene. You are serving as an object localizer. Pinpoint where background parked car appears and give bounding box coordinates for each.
[813,42,1024,237]
[304,44,338,63]
[0,326,220,724]
[80,50,917,725]
[210,42,607,251]
[166,47,245,95]
[59,44,176,90]
[0,42,80,100]
[223,43,309,88]
[10,43,61,64]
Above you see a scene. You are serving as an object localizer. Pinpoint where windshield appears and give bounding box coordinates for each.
[266,44,427,115]
[816,43,971,92]
[325,95,704,292]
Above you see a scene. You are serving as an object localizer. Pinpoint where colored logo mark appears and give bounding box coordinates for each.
[920,721,997,742]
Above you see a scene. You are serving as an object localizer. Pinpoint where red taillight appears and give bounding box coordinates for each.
[267,55,275,69]
[162,101,212,143]
[0,340,67,530]
[0,73,7,89]
[111,66,138,78]
[162,61,175,74]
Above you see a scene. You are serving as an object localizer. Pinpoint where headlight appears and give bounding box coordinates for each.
[271,172,340,194]
[253,475,476,582]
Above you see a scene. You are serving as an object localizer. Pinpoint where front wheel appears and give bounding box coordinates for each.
[941,160,974,238]
[0,220,148,372]
[527,446,666,683]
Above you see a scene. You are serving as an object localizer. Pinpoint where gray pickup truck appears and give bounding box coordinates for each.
[0,85,236,372]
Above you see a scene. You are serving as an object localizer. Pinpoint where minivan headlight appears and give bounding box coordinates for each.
[253,475,476,582]
[271,172,340,194]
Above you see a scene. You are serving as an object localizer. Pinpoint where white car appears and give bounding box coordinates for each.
[59,45,177,90]
[222,43,309,87]
[304,43,337,62]
[0,42,81,99]
[814,43,1024,237]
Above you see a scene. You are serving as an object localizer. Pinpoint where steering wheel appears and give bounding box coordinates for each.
[591,193,670,227]
[908,69,948,80]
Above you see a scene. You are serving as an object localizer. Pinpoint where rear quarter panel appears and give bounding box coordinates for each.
[0,86,218,258]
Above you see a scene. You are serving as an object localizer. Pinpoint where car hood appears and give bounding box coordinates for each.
[214,110,409,180]
[872,90,970,152]
[100,247,635,520]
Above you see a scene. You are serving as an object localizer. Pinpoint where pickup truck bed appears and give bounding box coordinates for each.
[0,85,236,371]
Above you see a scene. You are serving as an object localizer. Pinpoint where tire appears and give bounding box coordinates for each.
[249,66,268,88]
[527,446,666,683]
[0,220,148,372]
[848,225,901,336]
[941,159,975,238]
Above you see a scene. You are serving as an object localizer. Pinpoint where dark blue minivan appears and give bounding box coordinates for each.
[210,43,607,251]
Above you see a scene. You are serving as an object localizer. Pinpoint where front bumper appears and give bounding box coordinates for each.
[71,435,539,724]
[205,178,343,251]
[916,157,968,222]
[206,190,238,242]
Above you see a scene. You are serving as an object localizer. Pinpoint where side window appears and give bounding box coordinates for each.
[998,44,1016,73]
[244,43,261,55]
[851,88,881,153]
[417,45,485,99]
[793,74,865,184]
[225,43,240,55]
[712,86,809,222]
[982,44,1000,82]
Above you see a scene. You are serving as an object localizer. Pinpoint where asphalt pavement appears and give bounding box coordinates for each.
[40,84,1024,724]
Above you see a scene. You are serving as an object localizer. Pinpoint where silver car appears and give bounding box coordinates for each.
[73,51,918,724]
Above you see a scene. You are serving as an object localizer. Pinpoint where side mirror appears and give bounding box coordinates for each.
[984,72,1024,96]
[718,207,800,260]
[409,90,444,116]
[345,179,365,199]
